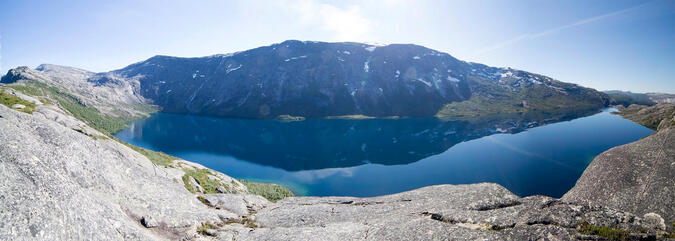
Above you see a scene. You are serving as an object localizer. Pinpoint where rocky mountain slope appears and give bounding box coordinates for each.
[565,103,675,229]
[1,71,673,240]
[2,40,610,119]
[612,103,675,130]
[646,93,675,104]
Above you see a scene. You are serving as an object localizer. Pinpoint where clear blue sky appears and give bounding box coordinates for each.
[1,0,673,93]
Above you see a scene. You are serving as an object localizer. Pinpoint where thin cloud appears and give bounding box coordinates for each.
[288,0,372,41]
[474,1,653,56]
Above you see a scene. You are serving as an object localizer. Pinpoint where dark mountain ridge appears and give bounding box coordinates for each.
[3,40,610,119]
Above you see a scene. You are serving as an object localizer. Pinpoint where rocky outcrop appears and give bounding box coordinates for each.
[563,126,674,229]
[1,64,151,120]
[213,183,664,240]
[0,103,244,240]
[612,103,675,130]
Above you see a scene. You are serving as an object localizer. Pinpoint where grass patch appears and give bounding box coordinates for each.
[325,114,375,119]
[197,222,216,235]
[181,168,224,194]
[239,179,294,202]
[182,175,197,194]
[197,196,210,206]
[436,77,607,121]
[577,221,630,241]
[120,141,175,166]
[241,217,258,228]
[54,93,127,134]
[4,82,176,167]
[0,91,36,113]
[275,114,305,122]
[5,81,157,134]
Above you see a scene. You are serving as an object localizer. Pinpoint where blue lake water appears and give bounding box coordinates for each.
[115,108,652,198]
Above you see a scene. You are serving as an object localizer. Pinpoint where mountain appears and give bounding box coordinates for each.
[646,92,675,104]
[1,40,610,121]
[604,90,657,107]
[86,40,607,119]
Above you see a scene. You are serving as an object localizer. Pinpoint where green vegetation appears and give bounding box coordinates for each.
[5,81,126,133]
[197,196,210,206]
[5,81,157,134]
[0,90,36,113]
[197,222,216,235]
[4,82,177,166]
[239,179,295,202]
[276,114,306,122]
[436,77,607,121]
[116,139,175,166]
[605,91,656,107]
[325,114,376,119]
[576,221,630,241]
[181,168,225,194]
[223,217,258,228]
[55,93,128,133]
[241,217,258,228]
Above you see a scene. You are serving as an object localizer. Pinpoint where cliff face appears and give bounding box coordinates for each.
[0,86,672,240]
[564,104,675,228]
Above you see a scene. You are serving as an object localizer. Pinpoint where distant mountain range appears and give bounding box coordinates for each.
[2,40,611,120]
[604,90,675,107]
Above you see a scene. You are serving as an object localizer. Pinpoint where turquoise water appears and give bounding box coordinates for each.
[115,109,652,198]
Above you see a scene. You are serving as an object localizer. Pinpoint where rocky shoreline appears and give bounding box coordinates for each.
[0,86,673,240]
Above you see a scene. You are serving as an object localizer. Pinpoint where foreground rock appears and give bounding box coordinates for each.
[563,127,674,229]
[218,183,666,240]
[0,104,242,240]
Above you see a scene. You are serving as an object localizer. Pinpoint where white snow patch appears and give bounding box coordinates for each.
[364,46,376,52]
[363,61,369,72]
[192,74,197,79]
[395,70,400,78]
[350,90,356,96]
[413,56,421,60]
[416,78,432,87]
[226,64,243,73]
[343,51,351,55]
[337,57,345,62]
[284,55,307,62]
[166,89,172,93]
[378,88,383,92]
[447,76,460,82]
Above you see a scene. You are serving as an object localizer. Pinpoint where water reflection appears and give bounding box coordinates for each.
[121,110,599,171]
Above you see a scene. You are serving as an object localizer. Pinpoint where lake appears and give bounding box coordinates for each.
[115,108,653,198]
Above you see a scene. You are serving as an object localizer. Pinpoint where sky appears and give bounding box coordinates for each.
[1,0,673,93]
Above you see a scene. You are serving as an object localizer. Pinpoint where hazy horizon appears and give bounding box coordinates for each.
[1,0,673,93]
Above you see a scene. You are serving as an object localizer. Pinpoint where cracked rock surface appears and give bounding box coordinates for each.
[224,183,662,240]
[564,127,674,229]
